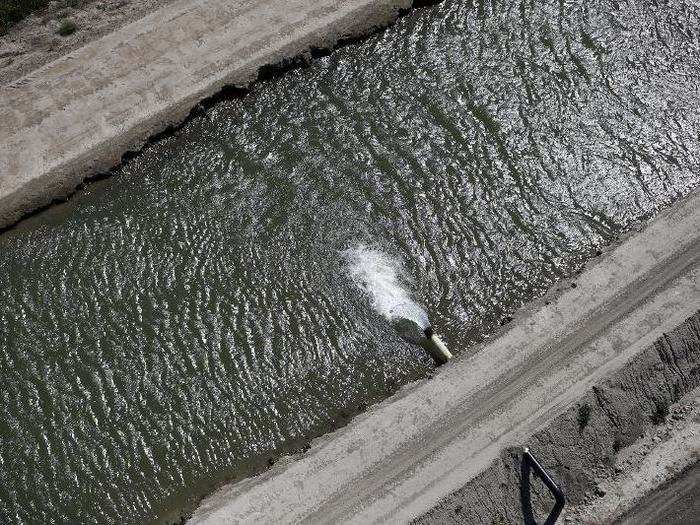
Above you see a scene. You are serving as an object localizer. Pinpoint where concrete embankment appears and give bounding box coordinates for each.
[189,188,700,524]
[0,0,435,231]
[0,1,179,86]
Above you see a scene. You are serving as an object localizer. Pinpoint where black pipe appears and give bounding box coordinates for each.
[521,447,566,525]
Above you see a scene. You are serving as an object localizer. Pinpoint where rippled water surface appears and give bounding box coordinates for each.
[1,0,700,522]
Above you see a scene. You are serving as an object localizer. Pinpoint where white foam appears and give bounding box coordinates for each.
[344,244,429,328]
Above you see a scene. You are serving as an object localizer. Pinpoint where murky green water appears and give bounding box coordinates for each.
[1,0,699,522]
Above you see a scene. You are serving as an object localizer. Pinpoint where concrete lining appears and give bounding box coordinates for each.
[189,189,700,523]
[0,0,424,230]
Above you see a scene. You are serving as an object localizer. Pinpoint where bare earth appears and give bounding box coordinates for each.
[618,459,700,525]
[190,188,700,523]
[565,388,700,523]
[0,0,178,86]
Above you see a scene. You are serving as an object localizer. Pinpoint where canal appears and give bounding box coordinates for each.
[1,0,699,522]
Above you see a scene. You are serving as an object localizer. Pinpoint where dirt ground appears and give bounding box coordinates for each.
[0,0,177,85]
[617,460,700,525]
[563,388,700,523]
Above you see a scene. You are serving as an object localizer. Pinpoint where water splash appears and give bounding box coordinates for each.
[344,244,429,331]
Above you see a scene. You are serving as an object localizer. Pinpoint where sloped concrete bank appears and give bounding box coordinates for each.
[0,0,440,231]
[189,188,700,524]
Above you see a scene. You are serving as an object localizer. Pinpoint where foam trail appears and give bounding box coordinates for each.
[344,244,429,330]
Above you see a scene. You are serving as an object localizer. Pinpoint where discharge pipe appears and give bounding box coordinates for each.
[421,326,453,365]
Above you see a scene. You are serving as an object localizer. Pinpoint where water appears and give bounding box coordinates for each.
[345,244,429,328]
[1,0,699,522]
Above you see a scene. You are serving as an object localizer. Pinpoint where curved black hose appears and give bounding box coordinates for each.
[521,447,566,525]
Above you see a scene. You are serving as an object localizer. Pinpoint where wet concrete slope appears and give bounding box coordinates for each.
[190,189,700,523]
[0,0,418,230]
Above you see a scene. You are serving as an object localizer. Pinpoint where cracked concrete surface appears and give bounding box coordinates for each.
[188,185,700,523]
[0,0,419,230]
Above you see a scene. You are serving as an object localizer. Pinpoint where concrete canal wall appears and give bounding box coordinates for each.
[0,0,436,230]
[190,188,700,523]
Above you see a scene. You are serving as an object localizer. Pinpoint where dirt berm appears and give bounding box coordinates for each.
[0,0,445,231]
[189,187,700,523]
